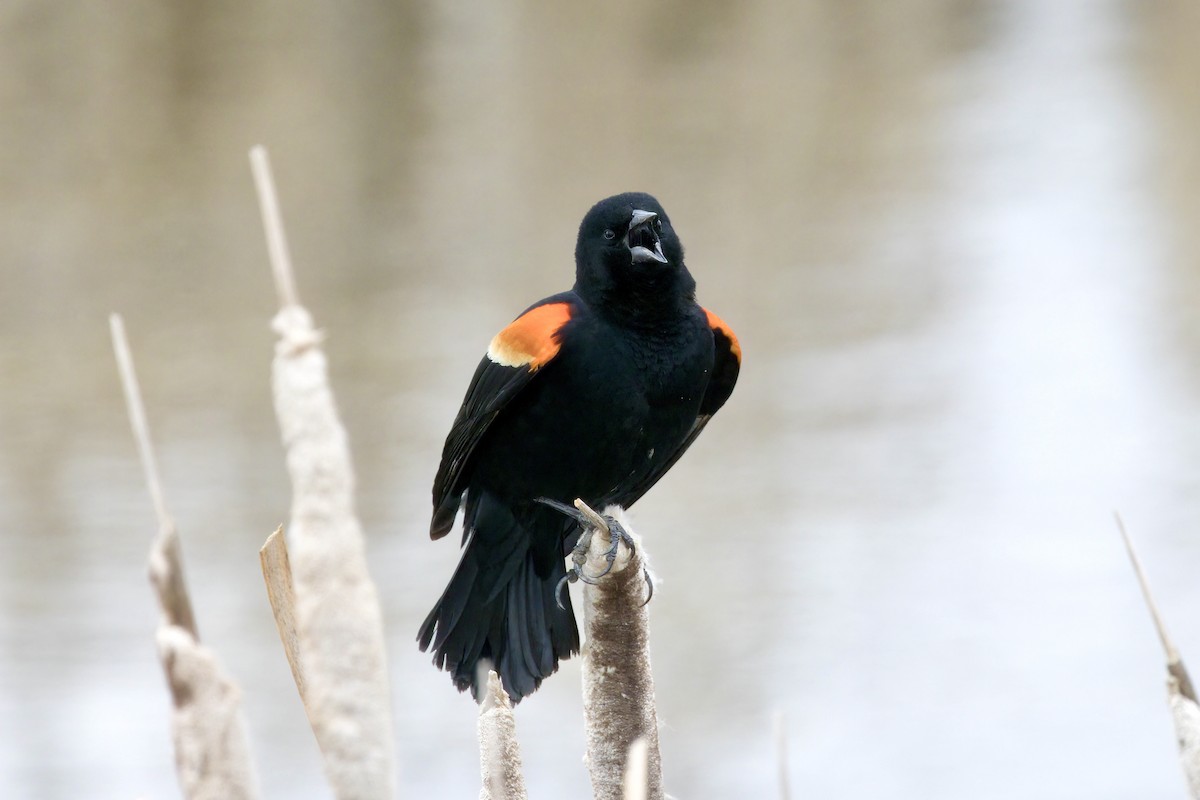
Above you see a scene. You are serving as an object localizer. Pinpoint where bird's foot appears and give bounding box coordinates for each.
[537,497,655,610]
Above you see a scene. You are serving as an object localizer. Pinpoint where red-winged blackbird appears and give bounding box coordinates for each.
[419,192,740,702]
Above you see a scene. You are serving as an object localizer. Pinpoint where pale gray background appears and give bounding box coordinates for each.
[3,1,1200,797]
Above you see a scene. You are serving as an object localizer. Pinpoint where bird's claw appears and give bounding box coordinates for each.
[539,497,654,608]
[639,569,654,607]
[554,572,574,611]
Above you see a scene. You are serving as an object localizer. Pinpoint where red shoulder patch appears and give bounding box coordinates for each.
[487,302,572,371]
[704,308,741,364]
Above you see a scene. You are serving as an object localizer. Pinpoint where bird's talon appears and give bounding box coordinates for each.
[575,570,601,586]
[582,514,636,581]
[639,568,655,607]
[546,498,650,602]
[554,572,576,611]
[586,556,617,581]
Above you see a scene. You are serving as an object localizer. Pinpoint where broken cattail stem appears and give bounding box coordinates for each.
[259,526,306,701]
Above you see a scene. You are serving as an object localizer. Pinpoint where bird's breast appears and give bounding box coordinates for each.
[467,311,711,504]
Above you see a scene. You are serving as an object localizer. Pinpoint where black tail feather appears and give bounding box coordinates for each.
[418,494,580,702]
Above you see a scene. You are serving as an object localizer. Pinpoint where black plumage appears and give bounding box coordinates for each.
[419,192,740,702]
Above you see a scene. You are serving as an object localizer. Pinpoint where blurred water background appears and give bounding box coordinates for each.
[3,1,1200,797]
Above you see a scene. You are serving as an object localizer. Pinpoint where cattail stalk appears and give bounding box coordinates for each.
[251,145,397,799]
[578,502,664,800]
[110,314,260,800]
[1117,514,1200,797]
[477,670,528,800]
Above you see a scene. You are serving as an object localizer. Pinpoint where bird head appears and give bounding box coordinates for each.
[573,192,694,317]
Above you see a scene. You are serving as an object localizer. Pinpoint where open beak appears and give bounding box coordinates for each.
[626,209,668,264]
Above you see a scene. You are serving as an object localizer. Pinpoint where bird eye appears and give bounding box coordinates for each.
[603,229,616,240]
[653,219,662,233]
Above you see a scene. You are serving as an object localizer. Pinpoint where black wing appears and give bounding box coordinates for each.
[613,307,742,507]
[430,294,576,539]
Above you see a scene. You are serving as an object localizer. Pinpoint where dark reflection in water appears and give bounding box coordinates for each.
[2,1,1199,797]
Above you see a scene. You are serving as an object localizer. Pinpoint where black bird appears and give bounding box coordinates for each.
[419,192,740,702]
